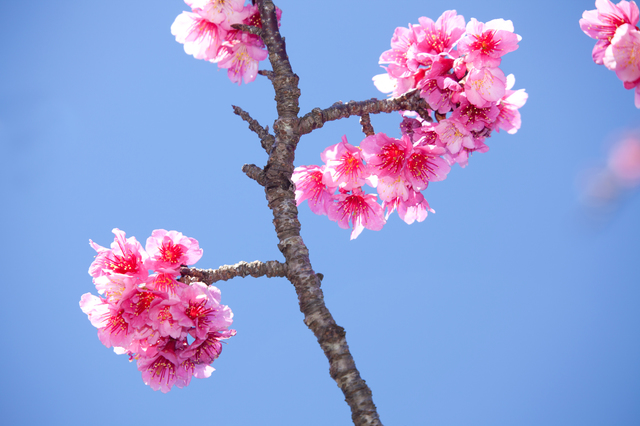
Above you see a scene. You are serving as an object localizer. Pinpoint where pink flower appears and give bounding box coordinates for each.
[327,188,386,239]
[450,97,500,132]
[89,228,148,281]
[603,23,640,82]
[187,0,247,31]
[580,0,640,64]
[145,230,203,274]
[322,135,371,190]
[457,18,521,69]
[372,71,420,97]
[419,75,462,114]
[172,282,234,340]
[416,10,466,58]
[624,77,640,106]
[494,74,528,134]
[435,118,475,155]
[384,189,434,224]
[171,11,225,62]
[464,66,506,108]
[405,143,451,190]
[379,25,423,77]
[80,293,133,349]
[217,31,268,85]
[137,344,180,394]
[292,164,336,216]
[360,133,412,179]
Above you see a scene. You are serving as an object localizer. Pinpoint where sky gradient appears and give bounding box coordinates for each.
[1,1,639,425]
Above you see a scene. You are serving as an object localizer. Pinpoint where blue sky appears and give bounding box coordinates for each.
[1,1,639,425]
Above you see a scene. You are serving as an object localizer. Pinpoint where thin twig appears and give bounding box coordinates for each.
[232,105,276,152]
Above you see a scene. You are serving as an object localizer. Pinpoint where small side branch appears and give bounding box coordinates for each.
[179,260,288,285]
[230,24,263,37]
[243,163,266,186]
[232,105,276,152]
[298,89,432,136]
[359,113,375,136]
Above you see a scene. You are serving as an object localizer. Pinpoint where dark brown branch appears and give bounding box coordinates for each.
[232,105,276,152]
[256,1,382,425]
[258,69,276,81]
[179,260,287,285]
[242,163,266,186]
[359,113,375,136]
[298,89,432,136]
[230,23,263,37]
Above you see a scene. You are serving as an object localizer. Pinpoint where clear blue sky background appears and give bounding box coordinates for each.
[1,1,639,425]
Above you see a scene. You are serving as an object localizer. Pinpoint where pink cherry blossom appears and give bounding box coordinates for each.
[444,136,490,168]
[624,77,640,106]
[450,97,500,132]
[464,66,507,108]
[405,143,451,190]
[322,135,371,190]
[217,31,269,85]
[416,10,466,58]
[89,228,148,281]
[187,0,247,31]
[327,188,386,239]
[384,189,435,224]
[419,75,462,114]
[603,23,640,82]
[457,18,521,69]
[171,11,225,62]
[145,230,203,274]
[379,25,423,77]
[580,0,640,64]
[360,133,412,179]
[137,344,180,393]
[172,282,234,340]
[80,294,133,349]
[292,164,336,216]
[494,74,528,134]
[435,118,475,155]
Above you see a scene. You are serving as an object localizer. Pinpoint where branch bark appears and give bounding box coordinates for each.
[298,89,432,136]
[179,260,287,285]
[256,1,383,425]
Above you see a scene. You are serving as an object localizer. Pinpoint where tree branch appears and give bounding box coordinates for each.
[179,260,287,285]
[230,23,263,37]
[256,1,383,425]
[298,89,432,136]
[359,113,375,136]
[242,163,266,186]
[233,105,276,153]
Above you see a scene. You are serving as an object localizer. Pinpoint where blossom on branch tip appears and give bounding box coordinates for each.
[328,188,386,240]
[580,0,639,65]
[581,0,640,107]
[457,18,521,69]
[81,229,235,392]
[292,165,336,216]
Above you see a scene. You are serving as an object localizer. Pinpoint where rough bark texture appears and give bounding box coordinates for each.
[233,105,275,153]
[298,89,432,136]
[242,163,266,186]
[179,261,287,285]
[252,1,384,425]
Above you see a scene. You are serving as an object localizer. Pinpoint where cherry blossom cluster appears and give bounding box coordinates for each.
[80,228,235,393]
[580,0,640,108]
[171,0,281,85]
[293,11,527,239]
